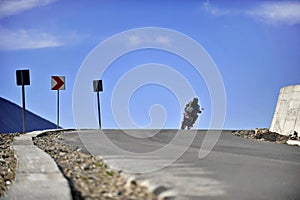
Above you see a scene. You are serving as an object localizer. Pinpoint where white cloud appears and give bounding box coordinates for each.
[0,0,63,50]
[126,34,172,47]
[202,0,230,16]
[0,0,57,19]
[128,35,143,46]
[248,1,300,25]
[0,26,62,50]
[155,36,171,46]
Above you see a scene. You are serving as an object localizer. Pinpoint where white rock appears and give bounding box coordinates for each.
[287,140,300,146]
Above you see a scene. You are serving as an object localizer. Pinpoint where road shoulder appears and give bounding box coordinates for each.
[1,131,72,200]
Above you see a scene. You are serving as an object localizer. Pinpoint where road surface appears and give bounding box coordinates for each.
[59,130,300,200]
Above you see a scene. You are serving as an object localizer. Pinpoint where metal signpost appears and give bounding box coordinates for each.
[51,76,65,129]
[16,69,30,133]
[93,80,103,129]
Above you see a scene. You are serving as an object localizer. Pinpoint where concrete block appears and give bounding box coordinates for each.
[270,85,300,135]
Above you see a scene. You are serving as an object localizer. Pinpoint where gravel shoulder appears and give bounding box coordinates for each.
[232,128,299,144]
[33,130,158,200]
[0,133,19,197]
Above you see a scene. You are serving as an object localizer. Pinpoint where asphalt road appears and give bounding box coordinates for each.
[59,130,300,200]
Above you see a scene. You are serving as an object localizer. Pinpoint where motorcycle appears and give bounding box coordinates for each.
[181,107,203,130]
[181,111,194,130]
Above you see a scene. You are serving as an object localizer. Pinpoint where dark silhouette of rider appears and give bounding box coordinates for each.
[185,98,201,125]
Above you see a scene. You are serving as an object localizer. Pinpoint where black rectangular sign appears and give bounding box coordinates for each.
[16,70,30,86]
[93,80,103,92]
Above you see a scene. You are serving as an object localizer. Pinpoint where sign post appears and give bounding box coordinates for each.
[93,80,103,129]
[57,90,60,129]
[16,69,30,133]
[51,76,65,129]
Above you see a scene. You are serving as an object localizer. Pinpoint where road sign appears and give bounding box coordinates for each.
[93,80,103,92]
[51,76,65,129]
[16,69,30,86]
[51,76,65,90]
[93,80,103,129]
[16,69,30,133]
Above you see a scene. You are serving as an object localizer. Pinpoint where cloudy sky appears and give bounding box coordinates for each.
[0,0,299,129]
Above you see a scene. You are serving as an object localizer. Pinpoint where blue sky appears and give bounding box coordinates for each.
[0,0,299,130]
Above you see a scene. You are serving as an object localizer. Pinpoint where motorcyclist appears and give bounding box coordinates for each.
[185,98,201,126]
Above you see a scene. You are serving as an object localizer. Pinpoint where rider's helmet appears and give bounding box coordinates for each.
[193,98,198,103]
